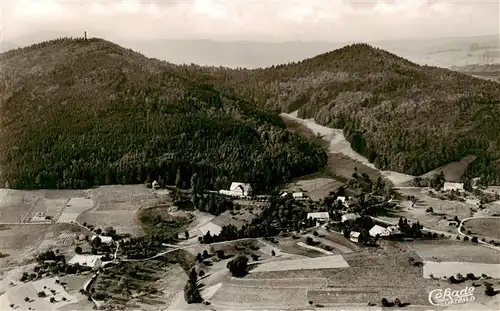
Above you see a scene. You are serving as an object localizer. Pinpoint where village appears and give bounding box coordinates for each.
[1,163,500,311]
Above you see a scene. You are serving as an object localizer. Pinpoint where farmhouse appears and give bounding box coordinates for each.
[341,212,360,223]
[307,212,330,222]
[369,225,390,237]
[68,254,103,268]
[350,231,360,243]
[443,182,464,191]
[293,192,306,200]
[387,225,401,235]
[219,182,252,198]
[91,235,113,245]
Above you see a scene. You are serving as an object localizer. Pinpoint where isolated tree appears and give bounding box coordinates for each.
[24,297,30,302]
[184,280,202,304]
[175,168,182,188]
[196,253,203,263]
[471,237,478,243]
[184,230,189,239]
[189,268,197,283]
[75,246,82,254]
[227,255,249,278]
[190,173,198,192]
[431,171,445,191]
[202,250,209,258]
[271,250,276,256]
[216,249,225,259]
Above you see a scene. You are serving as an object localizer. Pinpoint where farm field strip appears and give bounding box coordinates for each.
[57,197,93,223]
[297,242,334,255]
[252,255,349,272]
[410,241,500,264]
[423,261,500,278]
[227,277,328,288]
[210,283,307,307]
[280,112,414,185]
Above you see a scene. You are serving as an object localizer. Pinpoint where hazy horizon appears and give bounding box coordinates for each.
[2,0,499,43]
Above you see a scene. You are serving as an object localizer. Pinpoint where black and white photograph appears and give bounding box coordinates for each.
[0,1,499,310]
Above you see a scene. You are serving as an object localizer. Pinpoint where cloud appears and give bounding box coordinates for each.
[1,0,499,42]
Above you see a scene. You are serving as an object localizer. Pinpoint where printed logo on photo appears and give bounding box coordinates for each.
[428,286,476,306]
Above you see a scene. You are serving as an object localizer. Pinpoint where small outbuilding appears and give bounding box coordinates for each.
[350,231,360,243]
[293,192,305,200]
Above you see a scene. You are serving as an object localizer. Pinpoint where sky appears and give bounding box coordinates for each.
[1,0,499,42]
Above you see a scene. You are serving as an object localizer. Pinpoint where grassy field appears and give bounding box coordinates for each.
[409,240,500,264]
[419,155,477,183]
[78,185,161,236]
[0,189,84,223]
[423,261,500,279]
[461,218,500,241]
[0,223,89,269]
[388,188,473,234]
[251,255,349,273]
[287,177,343,201]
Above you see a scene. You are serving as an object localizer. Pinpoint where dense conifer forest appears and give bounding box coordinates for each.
[1,38,500,188]
[174,44,500,185]
[0,38,326,190]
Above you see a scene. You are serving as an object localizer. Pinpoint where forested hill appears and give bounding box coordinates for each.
[176,43,500,185]
[0,38,327,190]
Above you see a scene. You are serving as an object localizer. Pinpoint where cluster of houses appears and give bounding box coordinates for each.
[68,235,115,269]
[305,196,401,244]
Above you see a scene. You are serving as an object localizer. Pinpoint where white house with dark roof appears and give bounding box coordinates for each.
[293,192,305,200]
[219,182,252,198]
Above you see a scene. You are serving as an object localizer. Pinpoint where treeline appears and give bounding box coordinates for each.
[1,40,327,191]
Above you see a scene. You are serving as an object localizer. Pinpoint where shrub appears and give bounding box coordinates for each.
[75,246,82,254]
[471,237,478,243]
[463,236,469,241]
[485,284,496,296]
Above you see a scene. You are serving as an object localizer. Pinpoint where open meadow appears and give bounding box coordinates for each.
[288,177,343,201]
[388,188,474,234]
[0,223,90,269]
[409,240,500,264]
[78,185,161,236]
[461,218,500,241]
